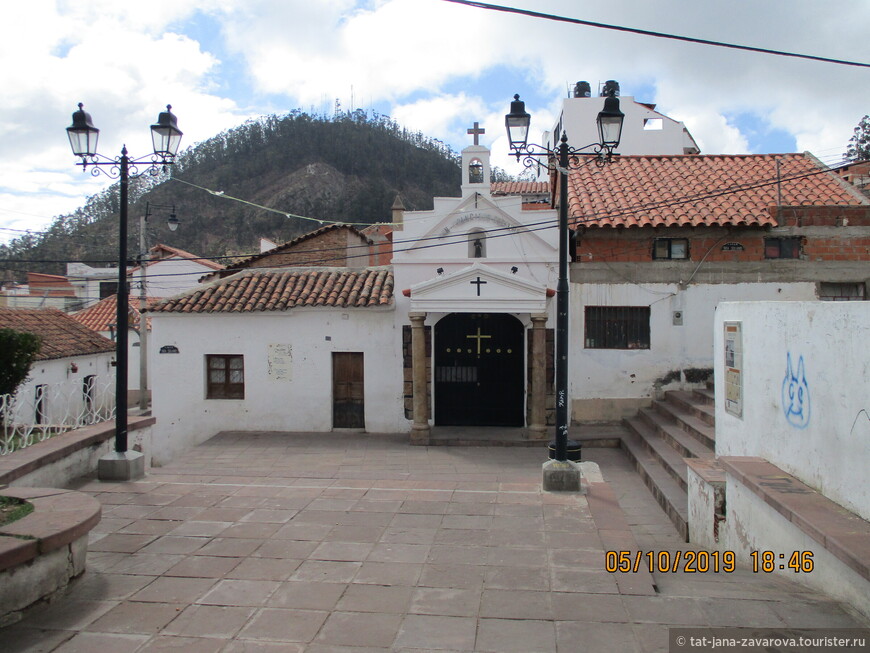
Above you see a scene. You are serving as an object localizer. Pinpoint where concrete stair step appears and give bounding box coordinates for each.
[625,415,691,491]
[636,409,715,462]
[692,386,715,406]
[664,390,716,426]
[619,429,689,541]
[652,399,716,449]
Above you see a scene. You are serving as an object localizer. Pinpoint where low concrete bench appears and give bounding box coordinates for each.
[0,487,101,626]
[0,416,154,488]
[718,456,870,582]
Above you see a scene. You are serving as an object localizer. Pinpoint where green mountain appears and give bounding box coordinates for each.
[1,110,466,276]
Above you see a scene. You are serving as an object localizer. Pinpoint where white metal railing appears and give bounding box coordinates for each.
[0,378,115,455]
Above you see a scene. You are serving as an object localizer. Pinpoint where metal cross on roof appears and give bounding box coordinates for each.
[467,122,485,145]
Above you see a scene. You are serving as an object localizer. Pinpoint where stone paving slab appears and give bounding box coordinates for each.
[1,431,868,652]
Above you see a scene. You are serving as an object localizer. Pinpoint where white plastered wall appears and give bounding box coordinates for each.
[570,281,817,420]
[149,308,402,465]
[714,301,870,519]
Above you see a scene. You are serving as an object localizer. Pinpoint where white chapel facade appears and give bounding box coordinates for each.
[393,129,559,443]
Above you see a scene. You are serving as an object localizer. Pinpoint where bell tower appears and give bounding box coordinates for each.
[461,121,491,199]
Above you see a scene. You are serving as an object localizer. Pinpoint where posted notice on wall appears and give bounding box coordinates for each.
[267,344,293,381]
[723,322,742,418]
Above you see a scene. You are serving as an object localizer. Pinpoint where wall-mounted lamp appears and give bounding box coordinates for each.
[69,362,78,374]
[436,268,444,275]
[510,266,518,274]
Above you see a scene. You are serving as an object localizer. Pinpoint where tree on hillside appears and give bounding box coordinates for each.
[0,328,41,397]
[845,115,870,162]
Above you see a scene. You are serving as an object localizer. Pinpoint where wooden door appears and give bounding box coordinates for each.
[333,352,365,428]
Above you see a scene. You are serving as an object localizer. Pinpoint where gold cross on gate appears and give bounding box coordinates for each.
[466,327,492,355]
[467,122,485,145]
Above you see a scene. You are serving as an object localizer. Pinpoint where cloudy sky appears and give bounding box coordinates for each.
[1,0,868,243]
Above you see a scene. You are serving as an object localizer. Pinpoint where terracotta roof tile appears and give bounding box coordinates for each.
[0,308,116,360]
[491,181,550,196]
[71,295,155,332]
[149,267,394,314]
[566,153,868,229]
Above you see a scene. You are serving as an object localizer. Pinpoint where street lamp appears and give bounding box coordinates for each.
[66,103,182,480]
[137,202,180,412]
[505,93,622,466]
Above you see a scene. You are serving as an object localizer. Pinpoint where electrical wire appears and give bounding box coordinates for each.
[1,156,861,271]
[440,0,870,68]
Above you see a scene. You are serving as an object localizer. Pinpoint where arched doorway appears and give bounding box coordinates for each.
[434,313,524,426]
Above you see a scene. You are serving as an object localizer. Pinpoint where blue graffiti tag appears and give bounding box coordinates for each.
[782,353,811,429]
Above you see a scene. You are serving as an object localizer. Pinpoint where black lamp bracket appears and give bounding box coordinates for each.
[74,147,176,179]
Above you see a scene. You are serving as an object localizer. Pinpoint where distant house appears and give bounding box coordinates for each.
[0,273,78,311]
[547,79,700,157]
[564,152,870,419]
[71,294,153,402]
[67,243,224,311]
[0,308,115,427]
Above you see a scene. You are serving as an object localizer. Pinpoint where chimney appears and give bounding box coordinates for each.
[391,194,405,231]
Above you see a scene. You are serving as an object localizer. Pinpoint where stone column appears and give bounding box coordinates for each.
[528,313,548,440]
[409,312,430,445]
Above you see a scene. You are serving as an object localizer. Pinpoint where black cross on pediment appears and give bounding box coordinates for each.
[470,276,487,296]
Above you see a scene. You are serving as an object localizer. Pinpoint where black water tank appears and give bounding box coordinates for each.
[602,80,620,97]
[573,81,591,98]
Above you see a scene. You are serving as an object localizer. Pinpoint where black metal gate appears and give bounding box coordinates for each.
[434,313,524,426]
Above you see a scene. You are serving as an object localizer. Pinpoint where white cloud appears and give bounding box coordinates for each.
[2,0,869,242]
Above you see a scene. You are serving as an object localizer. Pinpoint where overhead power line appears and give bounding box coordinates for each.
[441,0,870,68]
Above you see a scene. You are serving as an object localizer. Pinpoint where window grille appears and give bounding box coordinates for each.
[818,282,866,301]
[206,354,245,399]
[585,306,651,349]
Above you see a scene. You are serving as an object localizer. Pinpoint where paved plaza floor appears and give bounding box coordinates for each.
[3,431,868,652]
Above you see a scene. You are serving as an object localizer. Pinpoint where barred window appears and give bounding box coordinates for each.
[585,306,650,349]
[206,354,245,399]
[818,282,866,301]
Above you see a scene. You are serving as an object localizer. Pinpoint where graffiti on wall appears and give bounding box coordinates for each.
[781,353,811,429]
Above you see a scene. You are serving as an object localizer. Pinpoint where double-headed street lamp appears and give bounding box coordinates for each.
[66,103,182,479]
[505,93,623,465]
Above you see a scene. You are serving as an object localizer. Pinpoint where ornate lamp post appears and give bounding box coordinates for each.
[505,93,623,469]
[66,103,182,480]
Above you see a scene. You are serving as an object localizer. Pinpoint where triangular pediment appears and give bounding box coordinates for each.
[408,262,550,313]
[412,193,555,253]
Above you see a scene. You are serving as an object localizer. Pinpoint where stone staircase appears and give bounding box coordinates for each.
[621,385,716,541]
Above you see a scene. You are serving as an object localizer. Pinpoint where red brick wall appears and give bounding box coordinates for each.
[250,229,373,268]
[576,222,870,263]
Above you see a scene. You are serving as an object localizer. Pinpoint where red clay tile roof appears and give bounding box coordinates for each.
[491,181,550,196]
[26,272,77,297]
[149,267,394,314]
[72,295,155,332]
[566,153,868,229]
[0,307,116,360]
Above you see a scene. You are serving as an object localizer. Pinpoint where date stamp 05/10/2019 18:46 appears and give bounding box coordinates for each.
[605,550,815,574]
